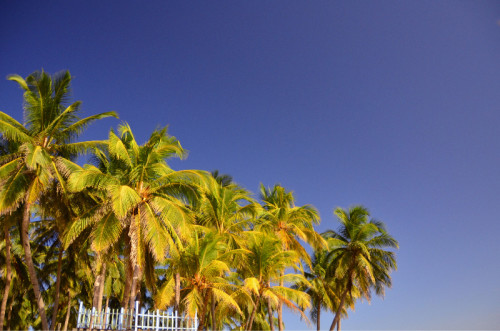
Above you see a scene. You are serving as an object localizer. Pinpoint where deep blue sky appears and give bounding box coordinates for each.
[2,1,500,329]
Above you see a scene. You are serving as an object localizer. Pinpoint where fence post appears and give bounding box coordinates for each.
[118,307,124,330]
[90,307,96,330]
[194,311,198,331]
[105,307,110,329]
[135,301,140,331]
[174,310,178,331]
[77,301,83,329]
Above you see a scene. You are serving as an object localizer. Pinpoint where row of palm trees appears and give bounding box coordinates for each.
[0,70,398,330]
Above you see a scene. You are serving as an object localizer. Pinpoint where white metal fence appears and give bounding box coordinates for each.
[76,301,198,330]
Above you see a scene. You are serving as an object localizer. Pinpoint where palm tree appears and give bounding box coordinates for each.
[0,70,117,329]
[156,232,243,331]
[298,247,354,331]
[323,206,398,331]
[241,233,311,331]
[257,184,324,331]
[197,176,260,249]
[66,123,205,310]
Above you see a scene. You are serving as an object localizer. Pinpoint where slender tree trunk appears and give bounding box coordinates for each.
[105,296,109,312]
[128,219,141,311]
[317,301,321,331]
[267,284,274,331]
[62,291,71,331]
[21,200,49,330]
[128,264,141,310]
[96,263,106,327]
[329,287,349,331]
[337,319,341,331]
[92,262,103,309]
[97,263,106,312]
[197,290,211,331]
[277,270,284,331]
[6,299,12,330]
[50,248,64,330]
[0,225,12,331]
[246,296,260,331]
[174,272,180,314]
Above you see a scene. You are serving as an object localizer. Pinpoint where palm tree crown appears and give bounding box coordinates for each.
[323,206,398,330]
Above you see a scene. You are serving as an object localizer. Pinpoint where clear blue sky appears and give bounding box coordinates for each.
[1,1,500,329]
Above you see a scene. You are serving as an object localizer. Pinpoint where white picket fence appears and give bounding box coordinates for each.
[76,301,198,330]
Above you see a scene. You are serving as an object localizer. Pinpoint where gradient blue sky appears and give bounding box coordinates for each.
[1,1,500,329]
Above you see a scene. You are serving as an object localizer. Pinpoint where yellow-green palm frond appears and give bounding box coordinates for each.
[155,277,175,310]
[212,288,242,316]
[110,185,141,219]
[90,212,122,253]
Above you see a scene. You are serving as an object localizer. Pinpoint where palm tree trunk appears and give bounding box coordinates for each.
[267,284,274,331]
[6,299,12,330]
[128,264,141,310]
[329,287,349,331]
[197,290,211,331]
[50,247,64,330]
[0,225,12,331]
[97,263,106,312]
[174,272,180,314]
[337,319,341,331]
[92,262,103,309]
[62,291,72,331]
[316,301,321,331]
[96,263,106,327]
[21,199,49,330]
[246,296,260,331]
[277,270,284,331]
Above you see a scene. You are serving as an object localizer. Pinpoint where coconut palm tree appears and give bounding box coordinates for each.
[65,123,205,310]
[323,206,398,331]
[0,70,117,329]
[156,232,243,331]
[257,184,324,330]
[197,176,260,249]
[297,246,354,331]
[241,233,311,331]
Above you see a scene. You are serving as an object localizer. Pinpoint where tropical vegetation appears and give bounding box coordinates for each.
[0,70,398,330]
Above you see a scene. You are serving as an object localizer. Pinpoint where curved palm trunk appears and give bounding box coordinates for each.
[329,287,349,331]
[21,200,49,330]
[50,248,64,330]
[337,319,341,331]
[0,225,12,331]
[246,296,260,331]
[62,292,72,331]
[316,301,321,331]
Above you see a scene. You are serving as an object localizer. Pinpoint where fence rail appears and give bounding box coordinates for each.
[76,301,198,330]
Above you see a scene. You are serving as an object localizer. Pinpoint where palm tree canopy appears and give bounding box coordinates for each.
[257,184,325,265]
[323,206,398,300]
[0,70,118,212]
